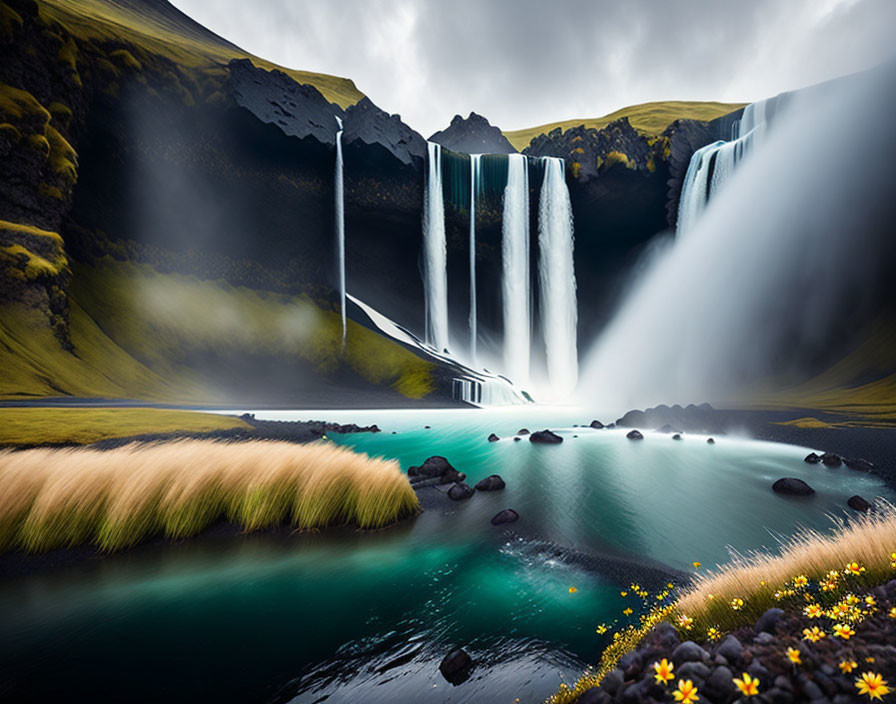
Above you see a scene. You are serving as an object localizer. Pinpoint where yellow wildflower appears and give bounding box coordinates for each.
[673,679,699,703]
[845,594,860,606]
[889,607,896,619]
[668,583,675,589]
[866,657,876,663]
[840,660,858,674]
[865,596,876,607]
[793,575,808,588]
[678,614,693,630]
[622,607,633,616]
[595,624,608,634]
[833,623,855,640]
[804,604,823,618]
[706,627,721,641]
[653,658,674,685]
[620,591,628,597]
[692,562,701,569]
[569,587,578,594]
[730,597,744,611]
[802,626,826,642]
[890,551,896,569]
[786,648,801,665]
[856,672,891,701]
[734,673,760,697]
[845,562,866,576]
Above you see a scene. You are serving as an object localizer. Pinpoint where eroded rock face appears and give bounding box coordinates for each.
[429,112,517,155]
[343,97,427,165]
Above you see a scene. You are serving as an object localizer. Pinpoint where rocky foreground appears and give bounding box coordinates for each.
[573,582,896,704]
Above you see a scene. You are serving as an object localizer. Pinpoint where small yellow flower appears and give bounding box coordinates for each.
[866,657,876,664]
[786,647,801,665]
[653,658,674,685]
[692,562,702,569]
[845,562,866,576]
[630,584,641,591]
[802,626,826,642]
[865,596,876,607]
[845,594,860,606]
[595,624,608,634]
[760,580,767,587]
[856,672,891,700]
[888,607,896,619]
[734,672,760,697]
[678,614,693,629]
[840,660,858,674]
[706,627,721,641]
[639,590,649,598]
[890,551,896,569]
[569,587,578,594]
[668,583,675,589]
[623,607,633,616]
[620,591,628,597]
[673,679,700,703]
[793,575,808,588]
[706,593,715,600]
[805,604,823,618]
[730,597,744,611]
[833,623,855,640]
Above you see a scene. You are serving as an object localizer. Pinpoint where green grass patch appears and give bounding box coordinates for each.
[503,100,746,151]
[0,407,249,445]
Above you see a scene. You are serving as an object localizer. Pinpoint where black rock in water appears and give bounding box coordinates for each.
[513,437,521,442]
[590,420,604,429]
[530,429,563,444]
[491,508,519,525]
[848,495,873,512]
[439,647,473,685]
[626,429,644,440]
[845,457,874,472]
[517,428,530,435]
[707,437,715,444]
[438,470,466,485]
[475,475,505,491]
[487,433,500,443]
[672,433,682,440]
[772,477,815,496]
[821,452,842,467]
[804,452,821,464]
[447,483,475,501]
[408,456,456,478]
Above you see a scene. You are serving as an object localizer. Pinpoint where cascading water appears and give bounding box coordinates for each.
[502,153,530,385]
[676,100,770,236]
[334,116,346,348]
[423,141,449,352]
[538,157,578,397]
[469,154,481,365]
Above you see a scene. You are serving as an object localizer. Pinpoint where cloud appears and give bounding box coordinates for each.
[172,0,896,136]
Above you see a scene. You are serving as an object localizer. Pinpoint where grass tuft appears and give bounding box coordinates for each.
[0,439,419,552]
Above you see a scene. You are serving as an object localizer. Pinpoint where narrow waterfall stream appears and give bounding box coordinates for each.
[502,153,530,385]
[334,116,346,347]
[469,154,481,365]
[423,141,449,352]
[538,157,578,397]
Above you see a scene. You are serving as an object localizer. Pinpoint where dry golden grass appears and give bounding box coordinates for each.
[675,503,896,634]
[0,439,419,552]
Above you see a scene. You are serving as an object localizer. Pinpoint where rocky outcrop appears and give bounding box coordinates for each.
[772,477,815,496]
[343,97,427,165]
[616,404,719,433]
[429,112,517,154]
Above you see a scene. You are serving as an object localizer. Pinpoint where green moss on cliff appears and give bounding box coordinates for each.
[0,2,22,40]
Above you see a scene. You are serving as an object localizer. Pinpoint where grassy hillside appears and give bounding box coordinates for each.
[0,258,435,403]
[503,100,746,151]
[39,0,364,108]
[0,407,249,445]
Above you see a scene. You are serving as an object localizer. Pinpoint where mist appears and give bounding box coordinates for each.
[580,61,896,412]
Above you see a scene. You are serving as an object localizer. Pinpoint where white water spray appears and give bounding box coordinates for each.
[583,64,896,410]
[538,157,578,397]
[334,115,346,348]
[469,154,481,365]
[423,141,449,352]
[502,153,530,385]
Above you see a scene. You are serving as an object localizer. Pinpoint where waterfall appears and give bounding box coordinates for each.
[469,154,481,365]
[538,157,578,397]
[423,141,449,352]
[502,153,530,385]
[334,116,346,348]
[676,101,769,236]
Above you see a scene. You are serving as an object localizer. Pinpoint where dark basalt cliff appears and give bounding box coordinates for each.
[430,112,517,155]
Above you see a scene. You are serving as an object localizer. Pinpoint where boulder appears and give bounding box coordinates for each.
[475,474,506,491]
[517,428,530,435]
[672,433,682,440]
[408,456,457,478]
[804,452,821,464]
[447,483,475,501]
[671,641,709,665]
[487,433,500,442]
[626,429,644,440]
[772,478,815,496]
[707,437,715,444]
[491,508,519,525]
[755,607,785,634]
[820,452,842,467]
[716,635,743,662]
[513,437,521,442]
[677,661,711,681]
[844,457,874,472]
[847,495,873,512]
[575,688,611,704]
[590,420,605,429]
[438,647,473,684]
[530,429,563,444]
[438,470,466,485]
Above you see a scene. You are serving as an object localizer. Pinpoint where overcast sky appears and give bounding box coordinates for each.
[172,0,895,137]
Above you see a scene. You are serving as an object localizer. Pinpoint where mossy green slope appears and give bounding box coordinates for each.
[503,100,746,151]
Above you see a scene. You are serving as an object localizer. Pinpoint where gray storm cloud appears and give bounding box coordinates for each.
[171,0,896,135]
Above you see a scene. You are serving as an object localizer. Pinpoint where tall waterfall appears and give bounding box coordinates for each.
[423,141,449,352]
[676,99,770,236]
[468,154,481,365]
[502,153,530,384]
[538,157,578,396]
[334,116,346,348]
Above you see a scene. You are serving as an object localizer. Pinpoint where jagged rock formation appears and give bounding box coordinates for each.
[429,112,517,154]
